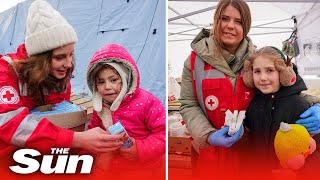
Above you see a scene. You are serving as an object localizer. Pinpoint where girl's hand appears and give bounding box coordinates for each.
[119,138,138,161]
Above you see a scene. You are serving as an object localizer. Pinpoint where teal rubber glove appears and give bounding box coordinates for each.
[296,104,320,134]
[208,125,243,147]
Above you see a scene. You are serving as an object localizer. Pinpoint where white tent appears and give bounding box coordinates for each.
[168,0,320,80]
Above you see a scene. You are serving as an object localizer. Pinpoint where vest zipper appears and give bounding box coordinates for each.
[233,76,238,95]
[233,76,238,111]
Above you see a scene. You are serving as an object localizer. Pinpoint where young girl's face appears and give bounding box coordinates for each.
[96,68,122,104]
[219,5,244,51]
[253,56,281,94]
[50,43,74,79]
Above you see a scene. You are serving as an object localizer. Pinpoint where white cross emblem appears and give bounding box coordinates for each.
[205,95,219,111]
[0,86,19,104]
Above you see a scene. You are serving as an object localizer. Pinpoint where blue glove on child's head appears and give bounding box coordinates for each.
[296,104,320,134]
[208,125,243,148]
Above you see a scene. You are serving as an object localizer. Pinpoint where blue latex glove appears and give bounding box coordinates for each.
[296,104,320,134]
[208,125,243,147]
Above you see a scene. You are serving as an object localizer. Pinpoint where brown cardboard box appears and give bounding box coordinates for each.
[168,153,192,169]
[168,136,191,155]
[33,104,88,132]
[168,136,192,169]
[44,108,87,132]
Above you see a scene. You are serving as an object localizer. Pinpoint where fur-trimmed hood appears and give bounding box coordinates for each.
[87,43,140,97]
[86,43,142,129]
[85,45,165,169]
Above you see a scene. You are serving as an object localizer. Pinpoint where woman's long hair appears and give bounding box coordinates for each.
[19,51,74,104]
[212,0,251,52]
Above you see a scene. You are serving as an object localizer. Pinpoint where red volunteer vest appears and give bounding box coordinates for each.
[19,85,71,110]
[2,55,71,110]
[190,51,254,129]
[0,55,71,159]
[190,51,255,176]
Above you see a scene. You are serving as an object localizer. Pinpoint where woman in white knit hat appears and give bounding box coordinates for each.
[0,0,124,163]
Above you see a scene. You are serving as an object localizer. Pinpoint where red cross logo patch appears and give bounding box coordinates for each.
[0,86,19,104]
[205,95,219,111]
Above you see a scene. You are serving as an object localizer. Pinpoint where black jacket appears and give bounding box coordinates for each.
[242,74,310,173]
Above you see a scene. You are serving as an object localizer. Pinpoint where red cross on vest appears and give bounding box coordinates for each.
[205,95,219,111]
[0,86,19,104]
[208,98,215,106]
[3,90,14,101]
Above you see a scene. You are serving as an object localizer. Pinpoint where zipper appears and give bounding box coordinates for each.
[232,75,238,112]
[233,76,238,95]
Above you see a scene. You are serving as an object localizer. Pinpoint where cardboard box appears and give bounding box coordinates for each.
[30,101,88,132]
[168,136,191,155]
[168,153,192,169]
[44,109,87,131]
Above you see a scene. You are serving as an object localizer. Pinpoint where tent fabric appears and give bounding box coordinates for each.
[0,0,166,104]
[296,3,320,75]
[168,1,318,78]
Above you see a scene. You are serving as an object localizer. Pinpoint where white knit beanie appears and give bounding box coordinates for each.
[25,0,78,56]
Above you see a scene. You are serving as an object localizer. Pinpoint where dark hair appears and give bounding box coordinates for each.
[91,63,120,87]
[19,51,74,104]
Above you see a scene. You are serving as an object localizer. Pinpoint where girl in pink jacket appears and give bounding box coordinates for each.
[86,43,166,176]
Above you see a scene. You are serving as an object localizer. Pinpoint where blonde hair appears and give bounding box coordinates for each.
[19,51,74,104]
[243,46,297,87]
[250,47,285,63]
[212,0,251,52]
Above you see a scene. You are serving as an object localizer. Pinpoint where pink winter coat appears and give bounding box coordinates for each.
[86,44,166,171]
